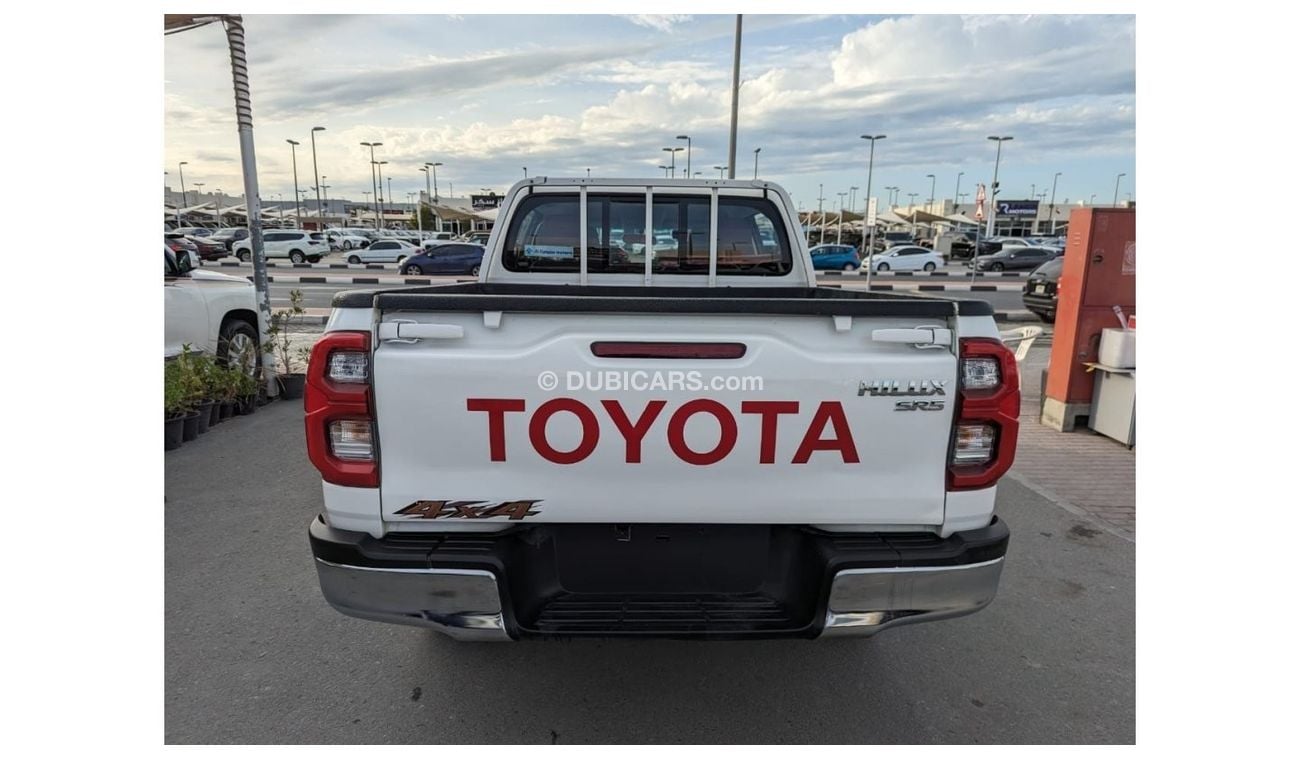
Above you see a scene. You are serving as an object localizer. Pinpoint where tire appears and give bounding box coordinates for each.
[842,263,857,272]
[289,250,305,264]
[876,262,890,272]
[470,265,481,276]
[923,262,937,272]
[236,249,251,263]
[397,255,407,265]
[347,255,361,265]
[218,319,260,379]
[342,241,353,251]
[307,256,321,264]
[991,262,1005,272]
[404,264,422,275]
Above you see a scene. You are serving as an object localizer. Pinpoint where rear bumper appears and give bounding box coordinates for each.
[310,517,1009,641]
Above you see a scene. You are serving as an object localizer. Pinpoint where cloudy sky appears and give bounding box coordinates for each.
[163,13,1135,211]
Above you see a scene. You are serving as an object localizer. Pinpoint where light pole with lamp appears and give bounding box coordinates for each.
[1047,172,1062,235]
[178,161,189,209]
[816,184,825,245]
[309,126,325,230]
[860,133,886,271]
[752,147,761,179]
[1113,172,1126,206]
[360,141,382,228]
[425,162,442,202]
[953,171,964,210]
[193,182,206,224]
[676,135,691,177]
[662,147,682,178]
[985,135,1013,237]
[926,173,936,212]
[836,191,847,244]
[285,139,302,227]
[907,192,918,238]
[714,165,727,179]
[658,165,671,178]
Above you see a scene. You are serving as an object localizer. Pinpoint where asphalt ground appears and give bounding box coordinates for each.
[165,400,1134,744]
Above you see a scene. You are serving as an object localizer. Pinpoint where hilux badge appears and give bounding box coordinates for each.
[858,380,948,397]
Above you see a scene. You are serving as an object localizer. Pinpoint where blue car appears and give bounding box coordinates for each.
[400,243,486,276]
[809,244,862,271]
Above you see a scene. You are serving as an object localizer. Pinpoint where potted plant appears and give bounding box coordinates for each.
[269,289,309,399]
[164,360,188,450]
[191,352,217,435]
[234,360,261,415]
[172,345,206,442]
[216,365,239,420]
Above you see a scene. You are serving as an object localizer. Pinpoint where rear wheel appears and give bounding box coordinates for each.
[347,254,361,265]
[218,319,260,379]
[991,262,1005,272]
[842,263,857,272]
[289,250,305,264]
[342,241,353,250]
[876,262,890,272]
[470,265,481,276]
[404,264,422,275]
[923,261,937,272]
[237,249,251,263]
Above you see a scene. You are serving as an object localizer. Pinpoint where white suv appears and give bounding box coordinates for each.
[164,247,259,372]
[231,230,329,263]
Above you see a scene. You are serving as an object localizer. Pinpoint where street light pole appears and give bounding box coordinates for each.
[360,141,382,228]
[1048,171,1061,235]
[1113,172,1126,206]
[523,167,528,178]
[816,184,825,245]
[907,192,918,237]
[309,126,325,230]
[836,191,847,244]
[726,14,743,180]
[662,147,682,178]
[753,147,761,179]
[659,165,671,178]
[426,161,442,203]
[676,135,691,177]
[985,135,1013,237]
[953,171,964,210]
[178,161,189,209]
[714,165,727,179]
[860,135,885,266]
[193,182,205,223]
[286,139,301,227]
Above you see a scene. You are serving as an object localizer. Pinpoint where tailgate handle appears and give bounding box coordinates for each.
[871,327,953,347]
[378,321,464,342]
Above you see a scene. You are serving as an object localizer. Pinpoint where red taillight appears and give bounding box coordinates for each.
[304,330,378,488]
[947,337,1020,491]
[590,342,747,359]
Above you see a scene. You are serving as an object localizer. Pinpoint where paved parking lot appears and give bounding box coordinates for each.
[165,400,1134,744]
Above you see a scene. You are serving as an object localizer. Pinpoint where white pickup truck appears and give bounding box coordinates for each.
[306,178,1018,641]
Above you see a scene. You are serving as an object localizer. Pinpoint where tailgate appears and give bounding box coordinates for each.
[371,309,959,528]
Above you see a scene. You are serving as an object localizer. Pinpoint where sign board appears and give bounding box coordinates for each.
[866,197,878,226]
[974,184,986,221]
[996,200,1039,218]
[470,193,502,210]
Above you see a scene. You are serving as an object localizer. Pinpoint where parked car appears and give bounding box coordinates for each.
[173,226,215,238]
[1022,257,1064,322]
[186,235,228,262]
[164,233,198,257]
[209,226,250,252]
[424,231,455,242]
[327,229,369,250]
[457,230,492,245]
[400,243,486,275]
[231,230,328,263]
[971,245,1060,272]
[976,236,1037,257]
[344,238,420,264]
[386,232,422,247]
[164,247,259,374]
[809,244,862,271]
[948,232,978,260]
[865,245,946,272]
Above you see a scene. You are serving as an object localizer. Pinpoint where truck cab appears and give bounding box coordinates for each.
[306,178,1017,641]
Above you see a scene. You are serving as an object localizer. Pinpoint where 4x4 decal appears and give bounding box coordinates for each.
[395,499,542,520]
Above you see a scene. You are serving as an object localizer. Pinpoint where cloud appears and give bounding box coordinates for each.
[259,42,658,117]
[621,15,692,32]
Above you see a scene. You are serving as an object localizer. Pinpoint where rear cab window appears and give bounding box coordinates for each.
[501,193,793,276]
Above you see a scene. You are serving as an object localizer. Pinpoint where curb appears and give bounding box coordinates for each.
[1006,472,1135,542]
[215,260,399,271]
[857,283,1024,292]
[818,270,1028,278]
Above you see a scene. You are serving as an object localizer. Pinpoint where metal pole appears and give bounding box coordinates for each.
[361,142,381,228]
[726,14,742,180]
[310,126,325,230]
[753,148,761,179]
[677,135,691,177]
[986,136,1012,237]
[378,162,388,227]
[953,172,963,210]
[286,139,300,227]
[219,15,275,397]
[1113,173,1126,206]
[386,176,393,224]
[1048,172,1060,235]
[927,174,936,211]
[836,192,846,244]
[860,135,883,283]
[816,184,825,245]
[178,161,189,209]
[432,163,440,202]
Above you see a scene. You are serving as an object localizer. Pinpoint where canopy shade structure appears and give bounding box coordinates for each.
[899,208,949,224]
[945,213,980,226]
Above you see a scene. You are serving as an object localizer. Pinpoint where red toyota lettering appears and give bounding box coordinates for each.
[792,401,860,464]
[466,398,526,461]
[529,398,600,465]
